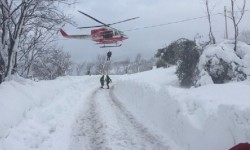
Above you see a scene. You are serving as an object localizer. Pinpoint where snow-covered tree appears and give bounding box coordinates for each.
[134,53,142,73]
[32,48,72,80]
[76,62,86,76]
[18,27,58,78]
[138,57,154,72]
[112,58,131,75]
[155,38,194,67]
[94,54,112,75]
[86,62,94,75]
[0,0,74,80]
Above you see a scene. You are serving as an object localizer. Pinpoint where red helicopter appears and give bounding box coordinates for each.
[60,11,139,48]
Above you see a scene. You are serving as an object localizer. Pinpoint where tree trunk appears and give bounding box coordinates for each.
[205,0,216,44]
[6,38,20,77]
[0,52,5,83]
[6,44,14,77]
[231,0,237,51]
[234,25,238,51]
[230,0,246,51]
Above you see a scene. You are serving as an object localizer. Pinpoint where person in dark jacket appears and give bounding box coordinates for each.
[100,75,105,88]
[107,51,112,61]
[105,75,112,89]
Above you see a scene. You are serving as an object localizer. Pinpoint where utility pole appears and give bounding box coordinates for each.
[224,6,229,39]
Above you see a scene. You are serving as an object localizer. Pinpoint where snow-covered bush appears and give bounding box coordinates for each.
[195,41,248,86]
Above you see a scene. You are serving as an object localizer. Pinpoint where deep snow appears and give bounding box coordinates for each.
[115,67,250,150]
[1,67,250,150]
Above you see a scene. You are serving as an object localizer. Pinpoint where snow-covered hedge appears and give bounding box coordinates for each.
[195,41,249,86]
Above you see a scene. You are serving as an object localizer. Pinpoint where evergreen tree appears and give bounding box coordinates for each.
[155,38,193,67]
[176,40,201,87]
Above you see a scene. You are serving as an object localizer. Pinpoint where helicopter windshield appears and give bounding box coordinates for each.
[114,29,125,36]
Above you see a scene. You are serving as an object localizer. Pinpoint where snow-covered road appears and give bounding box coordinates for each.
[70,86,169,150]
[1,68,250,150]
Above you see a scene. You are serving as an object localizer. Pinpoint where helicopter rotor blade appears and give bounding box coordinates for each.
[108,17,140,26]
[78,10,108,27]
[78,25,105,29]
[77,17,139,29]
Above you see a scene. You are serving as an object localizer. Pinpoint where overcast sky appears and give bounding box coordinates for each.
[58,0,250,63]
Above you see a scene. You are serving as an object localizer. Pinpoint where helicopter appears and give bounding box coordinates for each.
[60,11,139,48]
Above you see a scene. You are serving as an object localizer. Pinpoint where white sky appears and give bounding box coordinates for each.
[58,0,250,63]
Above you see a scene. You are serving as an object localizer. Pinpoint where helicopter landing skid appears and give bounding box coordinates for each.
[100,44,122,48]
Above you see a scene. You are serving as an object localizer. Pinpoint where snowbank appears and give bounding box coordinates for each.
[117,67,179,89]
[0,76,41,139]
[0,75,98,150]
[114,67,250,150]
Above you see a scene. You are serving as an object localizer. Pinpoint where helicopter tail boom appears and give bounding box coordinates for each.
[60,29,91,40]
[60,29,68,37]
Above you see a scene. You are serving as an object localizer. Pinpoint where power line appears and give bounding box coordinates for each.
[124,13,221,32]
[124,10,250,32]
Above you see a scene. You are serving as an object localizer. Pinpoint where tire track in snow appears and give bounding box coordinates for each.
[69,89,107,150]
[71,86,170,150]
[108,86,170,150]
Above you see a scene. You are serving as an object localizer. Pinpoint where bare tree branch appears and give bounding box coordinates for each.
[229,0,246,51]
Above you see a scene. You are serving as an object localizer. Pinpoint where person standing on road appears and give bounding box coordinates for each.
[100,75,105,88]
[105,75,112,89]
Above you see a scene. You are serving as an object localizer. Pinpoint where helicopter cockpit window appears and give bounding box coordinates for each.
[103,30,113,38]
[113,30,119,36]
[118,30,125,36]
[114,30,124,36]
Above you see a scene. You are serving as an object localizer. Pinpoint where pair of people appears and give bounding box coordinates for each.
[100,75,112,89]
